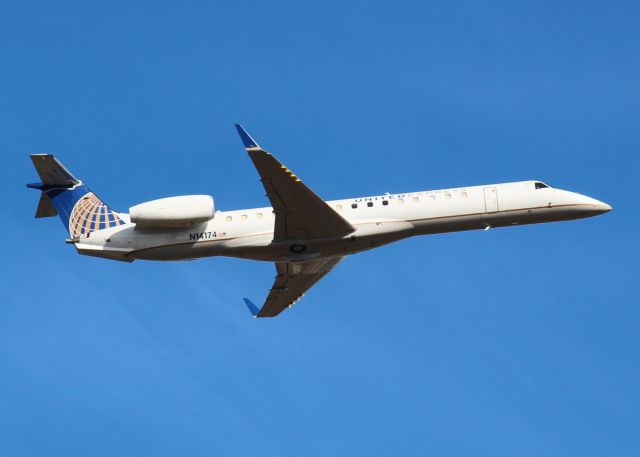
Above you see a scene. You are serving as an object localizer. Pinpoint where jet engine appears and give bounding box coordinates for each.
[130,195,214,228]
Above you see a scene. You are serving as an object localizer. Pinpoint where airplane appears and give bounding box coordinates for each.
[28,125,612,318]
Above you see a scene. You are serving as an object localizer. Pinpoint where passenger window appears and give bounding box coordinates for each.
[428,195,435,201]
[351,203,358,209]
[444,193,451,199]
[241,214,247,220]
[256,213,263,219]
[335,204,342,211]
[225,216,232,222]
[382,200,389,206]
[397,199,404,205]
[412,197,419,203]
[367,202,373,207]
[460,192,467,198]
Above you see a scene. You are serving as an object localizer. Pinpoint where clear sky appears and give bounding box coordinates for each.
[1,1,638,456]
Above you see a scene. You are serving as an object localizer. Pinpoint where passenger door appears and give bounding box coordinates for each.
[483,187,499,213]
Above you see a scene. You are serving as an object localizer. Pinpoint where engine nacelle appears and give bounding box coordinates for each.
[130,195,214,228]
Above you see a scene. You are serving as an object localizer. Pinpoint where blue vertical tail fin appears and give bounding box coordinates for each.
[27,154,124,238]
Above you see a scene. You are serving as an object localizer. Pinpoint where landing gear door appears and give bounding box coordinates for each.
[483,187,499,213]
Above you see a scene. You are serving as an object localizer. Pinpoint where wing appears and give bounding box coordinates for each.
[244,256,345,318]
[235,124,355,241]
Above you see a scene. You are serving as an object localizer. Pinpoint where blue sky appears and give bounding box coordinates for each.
[1,1,639,455]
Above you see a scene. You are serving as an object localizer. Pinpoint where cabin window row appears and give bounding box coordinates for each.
[337,191,468,210]
[225,213,264,222]
[223,190,470,218]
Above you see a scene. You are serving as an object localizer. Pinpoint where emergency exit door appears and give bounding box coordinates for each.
[483,187,499,213]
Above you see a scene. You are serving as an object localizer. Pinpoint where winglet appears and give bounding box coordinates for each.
[234,124,260,149]
[243,298,261,318]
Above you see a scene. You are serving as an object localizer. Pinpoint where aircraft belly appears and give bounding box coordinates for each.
[129,233,276,261]
[408,205,601,234]
[494,205,603,226]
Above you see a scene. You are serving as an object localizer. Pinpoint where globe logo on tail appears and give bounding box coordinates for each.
[69,192,123,238]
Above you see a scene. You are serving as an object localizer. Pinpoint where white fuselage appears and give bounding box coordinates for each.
[72,180,611,263]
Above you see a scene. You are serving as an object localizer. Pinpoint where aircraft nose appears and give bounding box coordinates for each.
[577,194,612,215]
[598,202,613,213]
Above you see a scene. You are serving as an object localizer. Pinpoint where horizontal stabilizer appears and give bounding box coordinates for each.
[35,192,57,218]
[30,154,79,187]
[27,154,122,236]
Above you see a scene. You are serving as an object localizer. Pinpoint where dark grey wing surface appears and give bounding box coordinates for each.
[235,124,354,242]
[245,256,345,318]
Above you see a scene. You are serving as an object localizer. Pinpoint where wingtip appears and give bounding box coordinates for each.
[234,124,260,149]
[243,297,260,318]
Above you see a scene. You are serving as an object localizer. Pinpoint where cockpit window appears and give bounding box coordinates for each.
[535,182,550,189]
